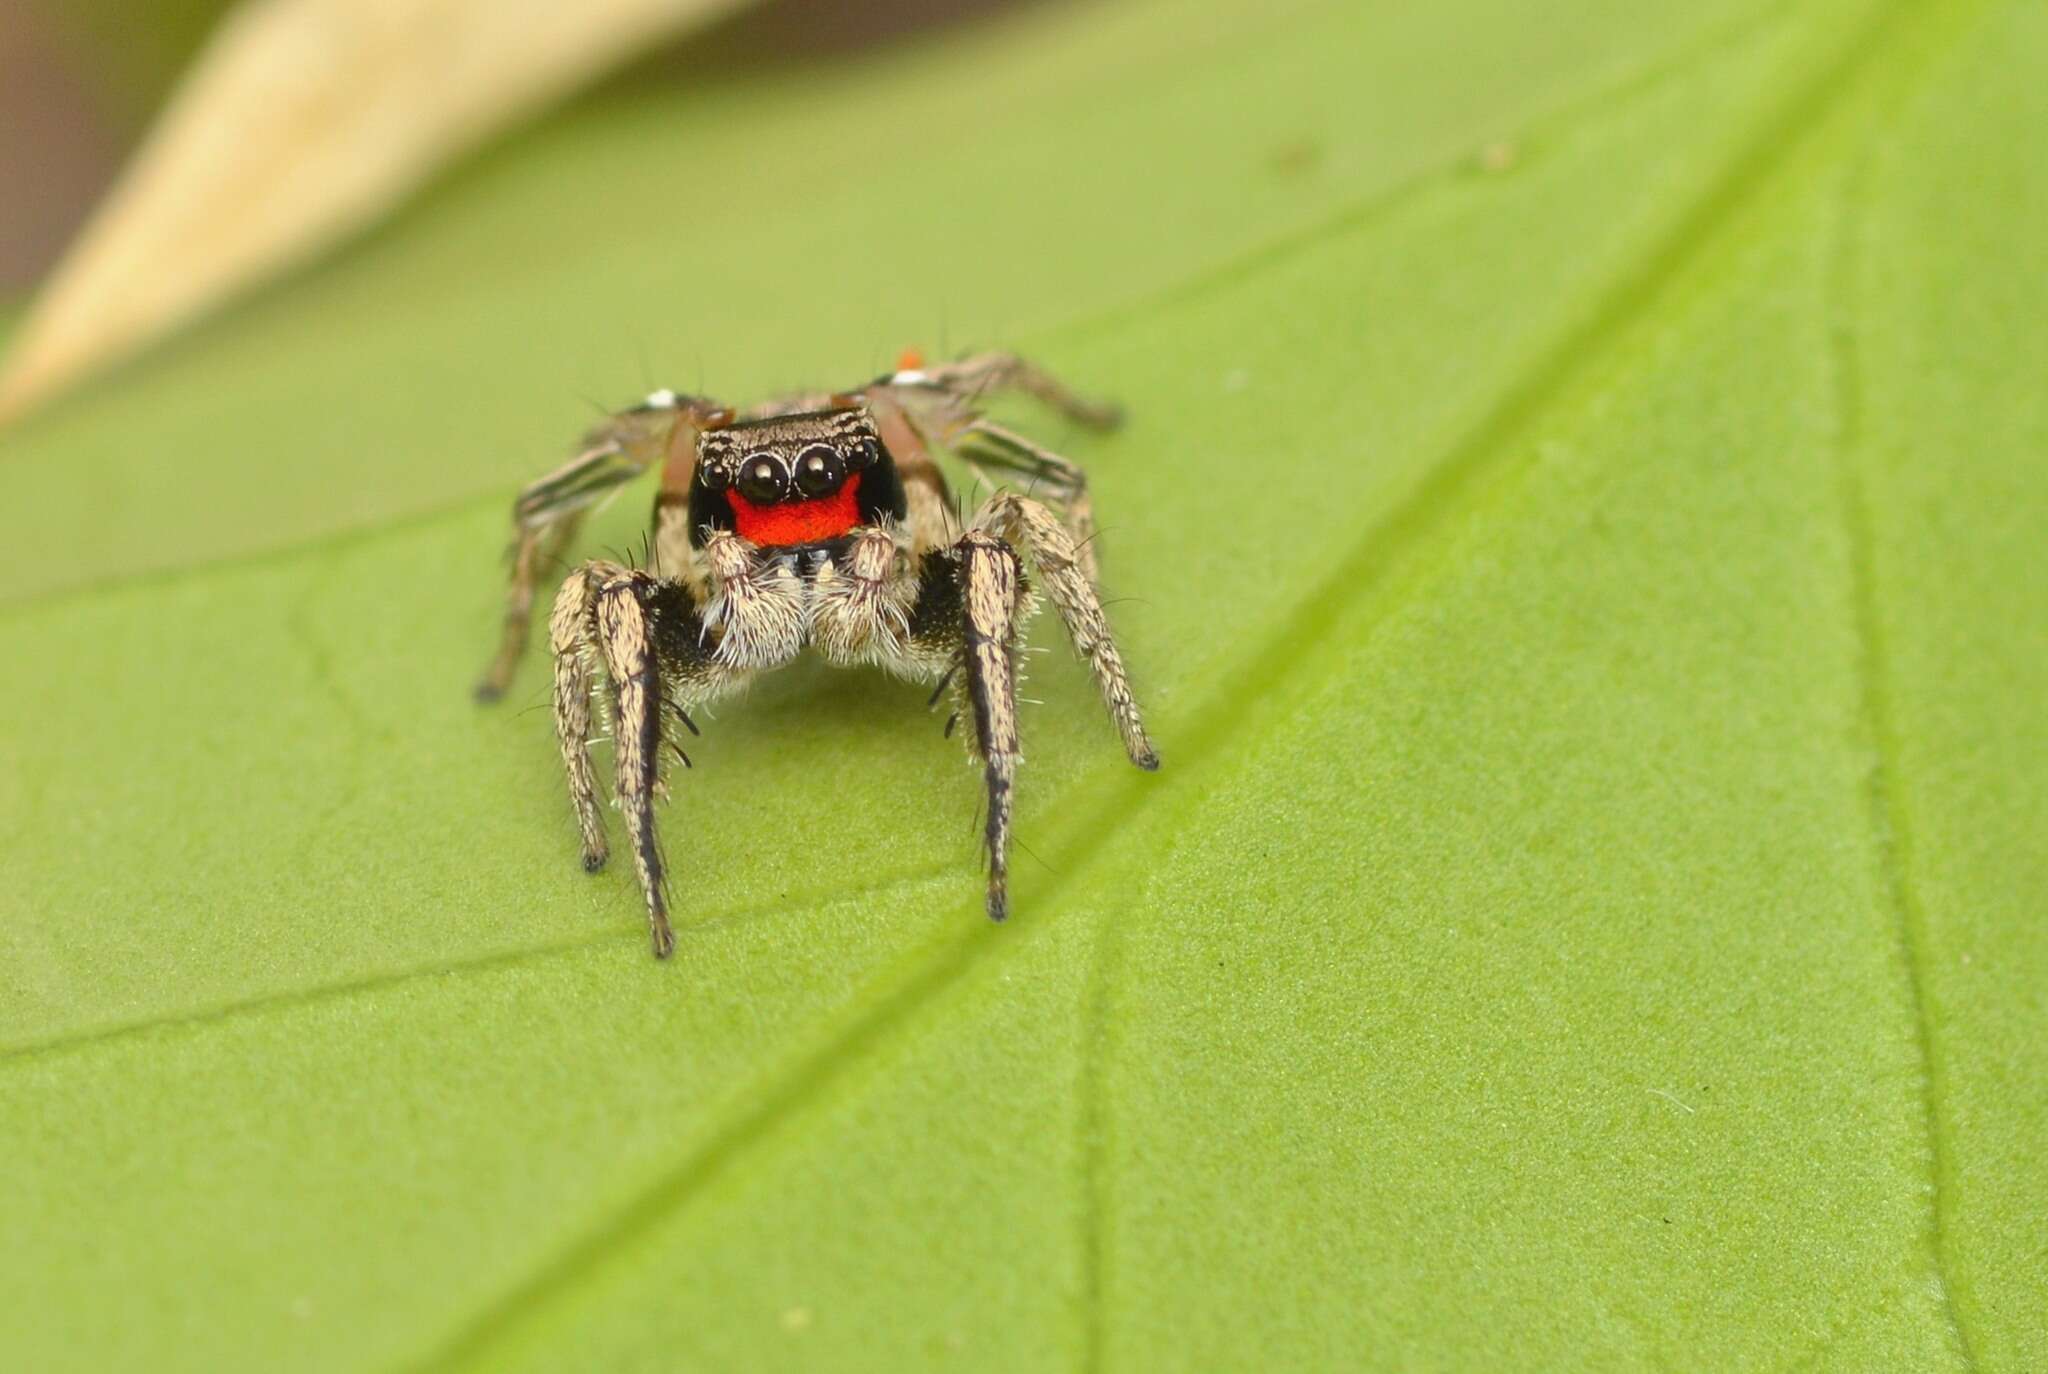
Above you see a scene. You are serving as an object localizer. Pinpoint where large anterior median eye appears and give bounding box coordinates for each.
[794,445,844,498]
[737,454,787,504]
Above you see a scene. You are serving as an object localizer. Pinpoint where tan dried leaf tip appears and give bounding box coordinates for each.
[0,0,747,426]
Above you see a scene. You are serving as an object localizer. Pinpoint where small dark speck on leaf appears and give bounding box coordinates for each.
[1475,139,1520,174]
[1267,136,1325,177]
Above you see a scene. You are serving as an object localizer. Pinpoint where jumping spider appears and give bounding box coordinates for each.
[476,352,1159,957]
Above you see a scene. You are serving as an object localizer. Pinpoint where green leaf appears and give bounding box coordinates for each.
[3,0,2043,1369]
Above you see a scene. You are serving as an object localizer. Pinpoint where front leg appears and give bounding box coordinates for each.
[546,561,616,873]
[595,577,677,957]
[548,561,715,957]
[955,532,1027,920]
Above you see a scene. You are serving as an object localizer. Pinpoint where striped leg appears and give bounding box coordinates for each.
[922,351,1124,431]
[956,418,1103,583]
[477,393,724,701]
[548,561,712,958]
[955,531,1026,921]
[478,510,586,701]
[477,436,652,701]
[546,562,617,873]
[973,491,1157,771]
[594,575,676,958]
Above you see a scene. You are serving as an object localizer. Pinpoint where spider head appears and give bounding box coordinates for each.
[688,406,906,548]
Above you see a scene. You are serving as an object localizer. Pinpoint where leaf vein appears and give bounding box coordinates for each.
[1824,130,1982,1374]
[0,864,952,1067]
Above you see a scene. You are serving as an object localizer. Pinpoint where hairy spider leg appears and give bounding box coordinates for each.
[549,560,718,957]
[953,532,1026,920]
[955,418,1104,585]
[478,394,725,699]
[971,490,1156,771]
[910,350,1124,431]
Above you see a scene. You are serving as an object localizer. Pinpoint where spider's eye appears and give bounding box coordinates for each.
[794,445,844,498]
[737,455,787,504]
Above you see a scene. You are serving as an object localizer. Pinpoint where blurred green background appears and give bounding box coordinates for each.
[2,0,2044,1370]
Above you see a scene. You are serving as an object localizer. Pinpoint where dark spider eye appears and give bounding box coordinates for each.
[737,455,786,504]
[846,437,879,471]
[794,445,844,498]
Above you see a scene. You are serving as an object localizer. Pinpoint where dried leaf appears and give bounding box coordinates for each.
[0,0,749,424]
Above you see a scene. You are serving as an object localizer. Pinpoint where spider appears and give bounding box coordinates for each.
[474,351,1159,957]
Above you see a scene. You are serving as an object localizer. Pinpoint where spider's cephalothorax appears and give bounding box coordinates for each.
[685,407,908,550]
[475,352,1156,957]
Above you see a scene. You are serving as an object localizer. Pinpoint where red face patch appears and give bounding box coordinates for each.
[727,473,864,546]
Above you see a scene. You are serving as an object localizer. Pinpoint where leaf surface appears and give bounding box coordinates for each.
[2,0,2043,1369]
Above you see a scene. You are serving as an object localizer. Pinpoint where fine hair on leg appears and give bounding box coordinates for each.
[956,417,1103,584]
[478,395,724,700]
[547,561,615,872]
[921,352,1124,431]
[548,560,719,957]
[955,531,1026,920]
[594,574,676,957]
[972,490,1156,770]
